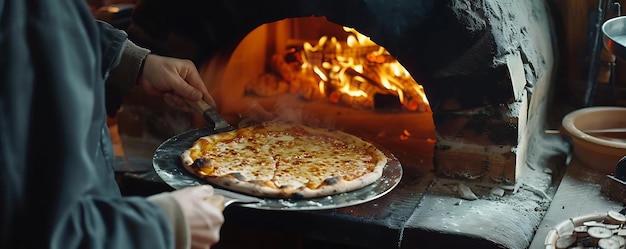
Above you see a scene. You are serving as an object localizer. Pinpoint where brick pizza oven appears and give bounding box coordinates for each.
[126,0,557,185]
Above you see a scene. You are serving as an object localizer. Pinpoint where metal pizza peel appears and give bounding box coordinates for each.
[152,125,403,211]
[185,99,234,132]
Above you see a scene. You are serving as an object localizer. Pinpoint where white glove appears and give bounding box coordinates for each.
[170,185,225,249]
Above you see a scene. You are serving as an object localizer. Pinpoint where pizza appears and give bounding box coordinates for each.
[180,121,388,199]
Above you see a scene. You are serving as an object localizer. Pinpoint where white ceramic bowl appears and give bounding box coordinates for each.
[561,106,626,173]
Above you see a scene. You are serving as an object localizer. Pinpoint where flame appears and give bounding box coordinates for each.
[312,67,329,97]
[313,66,328,81]
[415,85,429,105]
[318,81,326,96]
[343,76,368,97]
[269,24,430,112]
[343,27,375,46]
[346,35,358,47]
[380,77,404,103]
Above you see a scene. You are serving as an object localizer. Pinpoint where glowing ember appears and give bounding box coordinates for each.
[400,129,411,140]
[246,26,431,112]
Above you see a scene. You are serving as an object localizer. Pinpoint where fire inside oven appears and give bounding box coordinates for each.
[200,17,436,167]
[207,16,430,114]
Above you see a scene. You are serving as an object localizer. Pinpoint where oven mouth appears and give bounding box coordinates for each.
[200,16,432,119]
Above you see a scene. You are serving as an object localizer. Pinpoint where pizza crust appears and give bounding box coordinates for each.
[180,121,388,199]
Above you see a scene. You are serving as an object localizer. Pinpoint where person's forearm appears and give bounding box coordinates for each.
[105,39,151,116]
[107,39,151,96]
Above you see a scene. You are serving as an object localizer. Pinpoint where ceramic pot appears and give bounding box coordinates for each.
[561,106,626,173]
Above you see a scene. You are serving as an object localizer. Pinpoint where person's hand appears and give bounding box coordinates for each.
[170,185,225,249]
[138,54,216,111]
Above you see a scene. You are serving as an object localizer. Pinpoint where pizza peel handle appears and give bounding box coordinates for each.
[211,188,264,208]
[204,192,263,212]
[185,100,233,131]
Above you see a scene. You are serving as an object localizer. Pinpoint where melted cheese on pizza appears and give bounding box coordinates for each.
[269,129,377,189]
[187,129,276,182]
[183,122,387,196]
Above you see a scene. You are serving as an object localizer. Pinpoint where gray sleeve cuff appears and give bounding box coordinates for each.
[147,193,191,249]
[107,39,151,95]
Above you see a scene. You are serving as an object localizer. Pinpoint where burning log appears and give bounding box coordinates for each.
[295,74,325,101]
[373,93,402,110]
[245,73,289,97]
[327,90,372,108]
[247,27,431,113]
[271,53,298,83]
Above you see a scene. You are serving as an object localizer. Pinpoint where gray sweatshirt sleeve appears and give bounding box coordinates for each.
[0,2,181,248]
[148,193,192,249]
[105,39,151,116]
